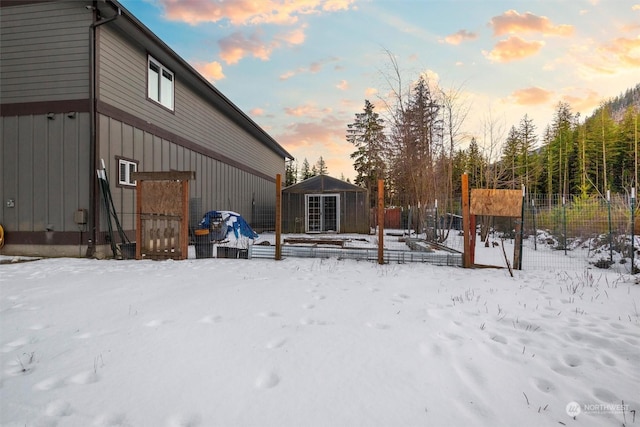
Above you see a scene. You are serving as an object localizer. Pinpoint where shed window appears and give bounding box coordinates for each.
[148,56,174,110]
[118,158,138,187]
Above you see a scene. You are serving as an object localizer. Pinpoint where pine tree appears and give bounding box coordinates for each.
[347,99,388,207]
[518,114,537,191]
[285,160,298,186]
[300,158,313,180]
[501,126,520,189]
[315,156,328,175]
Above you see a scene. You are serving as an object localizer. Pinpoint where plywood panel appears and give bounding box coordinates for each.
[471,189,523,217]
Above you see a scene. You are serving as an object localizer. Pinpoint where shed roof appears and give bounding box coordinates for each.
[283,175,366,193]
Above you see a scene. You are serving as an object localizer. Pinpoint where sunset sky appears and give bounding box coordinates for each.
[119,0,640,181]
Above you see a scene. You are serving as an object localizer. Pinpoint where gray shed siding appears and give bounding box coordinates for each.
[0,1,91,103]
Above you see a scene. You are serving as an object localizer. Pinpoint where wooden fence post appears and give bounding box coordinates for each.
[378,179,384,265]
[275,174,282,260]
[462,173,471,268]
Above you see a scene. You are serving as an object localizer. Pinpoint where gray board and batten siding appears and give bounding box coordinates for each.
[1,1,93,250]
[0,0,292,257]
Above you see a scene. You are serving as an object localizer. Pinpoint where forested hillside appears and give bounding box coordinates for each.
[492,83,640,196]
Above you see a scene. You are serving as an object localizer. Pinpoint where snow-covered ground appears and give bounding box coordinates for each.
[1,241,639,426]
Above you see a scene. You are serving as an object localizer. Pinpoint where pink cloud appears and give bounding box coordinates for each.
[275,25,307,45]
[561,88,602,114]
[218,30,274,64]
[275,115,346,151]
[158,0,356,26]
[284,103,333,118]
[193,60,225,81]
[483,36,545,62]
[279,57,339,80]
[336,80,349,90]
[365,87,378,97]
[599,36,640,67]
[443,29,478,45]
[510,86,553,105]
[218,25,308,65]
[490,10,574,37]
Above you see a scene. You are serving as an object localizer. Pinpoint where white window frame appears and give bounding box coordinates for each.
[147,55,174,111]
[304,193,340,233]
[118,158,138,187]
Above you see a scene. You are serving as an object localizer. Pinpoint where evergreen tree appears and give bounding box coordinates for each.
[518,114,537,191]
[285,160,298,186]
[300,158,313,180]
[466,138,485,188]
[315,156,328,175]
[347,99,388,207]
[501,126,520,189]
[388,75,441,229]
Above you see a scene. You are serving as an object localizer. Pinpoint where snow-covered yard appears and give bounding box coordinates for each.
[1,245,639,426]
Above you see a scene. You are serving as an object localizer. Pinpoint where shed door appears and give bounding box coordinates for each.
[305,194,340,233]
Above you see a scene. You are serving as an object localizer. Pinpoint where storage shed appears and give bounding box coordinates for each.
[282,175,369,234]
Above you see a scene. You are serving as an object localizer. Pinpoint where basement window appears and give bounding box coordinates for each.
[147,55,174,111]
[117,157,138,187]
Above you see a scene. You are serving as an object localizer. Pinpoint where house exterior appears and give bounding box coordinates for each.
[0,0,292,257]
[282,175,369,234]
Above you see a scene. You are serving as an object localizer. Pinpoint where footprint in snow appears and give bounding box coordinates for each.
[257,311,280,318]
[300,317,329,326]
[2,336,31,353]
[593,387,619,403]
[393,293,410,300]
[145,319,166,327]
[45,399,73,417]
[255,370,280,389]
[198,315,222,324]
[491,335,508,345]
[366,321,390,330]
[562,354,582,368]
[265,337,288,349]
[532,377,556,393]
[92,412,131,426]
[599,353,617,367]
[34,376,65,391]
[67,370,99,385]
[167,413,202,427]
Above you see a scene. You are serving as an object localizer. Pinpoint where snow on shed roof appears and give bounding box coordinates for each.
[283,175,367,193]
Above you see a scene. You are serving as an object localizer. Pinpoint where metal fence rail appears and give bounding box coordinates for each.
[249,244,462,266]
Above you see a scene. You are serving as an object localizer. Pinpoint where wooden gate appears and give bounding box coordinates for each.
[132,171,195,260]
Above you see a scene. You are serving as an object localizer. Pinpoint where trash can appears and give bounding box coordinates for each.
[194,229,213,259]
[120,242,136,260]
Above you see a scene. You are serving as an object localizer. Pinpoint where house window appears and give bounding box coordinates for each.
[117,157,138,187]
[147,55,174,110]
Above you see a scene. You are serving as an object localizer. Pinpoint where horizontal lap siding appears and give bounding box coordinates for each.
[0,1,91,103]
[97,26,284,179]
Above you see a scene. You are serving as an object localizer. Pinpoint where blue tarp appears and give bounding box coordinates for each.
[199,211,259,240]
